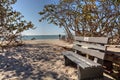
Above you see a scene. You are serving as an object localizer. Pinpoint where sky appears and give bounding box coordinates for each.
[12,0,65,35]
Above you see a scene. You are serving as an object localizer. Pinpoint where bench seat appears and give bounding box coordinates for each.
[62,51,101,68]
[62,51,103,79]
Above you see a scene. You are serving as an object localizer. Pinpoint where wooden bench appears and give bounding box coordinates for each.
[62,36,108,80]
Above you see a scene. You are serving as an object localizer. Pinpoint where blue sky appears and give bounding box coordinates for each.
[12,0,65,35]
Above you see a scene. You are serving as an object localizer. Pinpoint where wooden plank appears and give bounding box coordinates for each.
[62,51,101,67]
[62,51,89,68]
[75,36,108,44]
[78,65,103,80]
[74,41,106,51]
[67,51,101,66]
[105,45,120,48]
[73,45,105,59]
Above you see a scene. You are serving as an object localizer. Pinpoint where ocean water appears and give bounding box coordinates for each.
[22,35,60,40]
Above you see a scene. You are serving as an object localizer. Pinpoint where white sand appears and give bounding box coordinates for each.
[23,39,73,48]
[0,39,118,80]
[0,39,77,80]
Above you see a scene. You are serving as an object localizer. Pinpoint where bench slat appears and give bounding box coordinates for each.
[62,51,101,68]
[74,41,106,51]
[66,51,101,66]
[73,45,105,59]
[62,51,89,68]
[75,36,108,44]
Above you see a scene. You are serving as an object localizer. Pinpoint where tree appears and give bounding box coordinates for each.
[39,2,74,42]
[0,0,34,51]
[39,0,120,44]
[79,0,120,44]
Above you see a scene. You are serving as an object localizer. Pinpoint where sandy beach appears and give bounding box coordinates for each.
[23,39,73,48]
[0,39,118,80]
[0,39,78,80]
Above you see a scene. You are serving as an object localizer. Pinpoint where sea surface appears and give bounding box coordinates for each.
[22,35,61,40]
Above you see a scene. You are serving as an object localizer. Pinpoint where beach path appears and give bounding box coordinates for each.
[0,40,77,80]
[0,39,117,80]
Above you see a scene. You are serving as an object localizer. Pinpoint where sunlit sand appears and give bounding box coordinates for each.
[0,39,118,79]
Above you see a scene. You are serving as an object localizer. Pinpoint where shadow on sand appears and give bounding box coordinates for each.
[0,44,69,80]
[0,43,113,80]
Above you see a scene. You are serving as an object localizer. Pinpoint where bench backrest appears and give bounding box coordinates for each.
[73,36,109,60]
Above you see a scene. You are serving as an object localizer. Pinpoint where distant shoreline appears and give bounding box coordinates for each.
[22,35,64,40]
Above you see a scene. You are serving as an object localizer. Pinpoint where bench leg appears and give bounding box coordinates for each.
[64,56,72,66]
[64,56,71,66]
[77,65,103,80]
[104,60,113,73]
[118,70,120,79]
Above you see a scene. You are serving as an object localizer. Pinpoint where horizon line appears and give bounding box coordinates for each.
[22,34,65,36]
